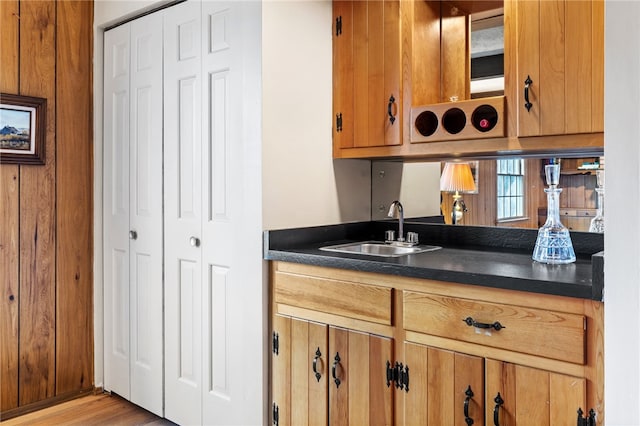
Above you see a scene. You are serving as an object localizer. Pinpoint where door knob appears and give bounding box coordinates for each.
[129,230,138,240]
[190,236,201,247]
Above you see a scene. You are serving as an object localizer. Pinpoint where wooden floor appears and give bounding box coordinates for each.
[2,394,176,426]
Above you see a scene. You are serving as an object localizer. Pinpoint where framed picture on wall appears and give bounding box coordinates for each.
[0,93,46,165]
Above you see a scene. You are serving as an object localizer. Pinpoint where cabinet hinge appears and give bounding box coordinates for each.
[336,16,342,36]
[336,113,343,132]
[272,402,279,426]
[577,408,596,426]
[272,331,279,355]
[386,361,410,392]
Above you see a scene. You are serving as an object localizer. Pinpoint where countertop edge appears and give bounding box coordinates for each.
[264,222,604,302]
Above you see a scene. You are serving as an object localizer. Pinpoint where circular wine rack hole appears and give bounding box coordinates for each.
[442,108,466,134]
[414,110,439,137]
[471,104,498,132]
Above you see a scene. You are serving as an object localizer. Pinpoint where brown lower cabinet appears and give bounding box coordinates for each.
[270,261,603,425]
[403,343,587,426]
[403,344,484,425]
[272,315,393,426]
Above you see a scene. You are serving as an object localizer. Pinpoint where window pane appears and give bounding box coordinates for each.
[517,199,524,216]
[517,176,523,196]
[496,159,525,220]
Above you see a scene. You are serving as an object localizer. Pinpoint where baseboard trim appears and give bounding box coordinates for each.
[0,387,94,421]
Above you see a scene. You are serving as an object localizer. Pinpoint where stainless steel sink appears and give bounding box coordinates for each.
[319,241,441,257]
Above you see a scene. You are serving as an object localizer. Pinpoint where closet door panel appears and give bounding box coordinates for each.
[201,4,236,422]
[201,2,262,423]
[163,1,204,425]
[128,12,164,417]
[103,22,131,401]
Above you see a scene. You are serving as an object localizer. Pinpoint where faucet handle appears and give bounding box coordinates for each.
[406,232,419,245]
[385,230,395,242]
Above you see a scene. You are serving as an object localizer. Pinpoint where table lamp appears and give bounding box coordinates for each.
[440,162,476,225]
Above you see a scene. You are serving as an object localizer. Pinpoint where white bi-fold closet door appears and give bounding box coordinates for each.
[104,1,263,424]
[163,1,263,424]
[103,12,164,417]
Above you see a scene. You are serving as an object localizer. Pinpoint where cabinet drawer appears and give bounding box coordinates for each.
[403,291,586,364]
[274,272,392,325]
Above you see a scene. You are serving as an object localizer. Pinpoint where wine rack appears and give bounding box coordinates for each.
[410,96,505,143]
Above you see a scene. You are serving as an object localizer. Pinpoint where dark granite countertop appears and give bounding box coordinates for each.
[264,220,604,301]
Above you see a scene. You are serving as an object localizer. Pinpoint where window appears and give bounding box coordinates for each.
[497,159,525,220]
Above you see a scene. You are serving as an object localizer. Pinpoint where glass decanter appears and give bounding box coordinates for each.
[532,164,576,264]
[589,170,605,233]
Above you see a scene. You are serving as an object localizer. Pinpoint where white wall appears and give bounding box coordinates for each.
[262,0,371,230]
[371,161,442,220]
[604,2,640,423]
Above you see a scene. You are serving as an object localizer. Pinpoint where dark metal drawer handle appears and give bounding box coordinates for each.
[312,347,322,382]
[524,75,533,112]
[463,316,505,331]
[493,393,504,426]
[332,352,341,388]
[388,94,397,125]
[464,385,475,425]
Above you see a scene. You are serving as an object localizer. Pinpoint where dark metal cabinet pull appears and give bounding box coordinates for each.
[272,403,279,426]
[493,393,504,426]
[464,385,475,425]
[312,347,322,382]
[386,360,393,387]
[388,95,397,124]
[577,408,597,426]
[332,352,341,388]
[463,316,505,331]
[524,75,533,112]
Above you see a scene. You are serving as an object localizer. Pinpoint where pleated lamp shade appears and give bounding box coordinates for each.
[440,162,476,193]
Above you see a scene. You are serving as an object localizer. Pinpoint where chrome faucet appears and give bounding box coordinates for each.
[387,200,405,242]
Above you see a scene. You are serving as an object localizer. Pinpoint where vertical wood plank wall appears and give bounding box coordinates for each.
[0,0,94,418]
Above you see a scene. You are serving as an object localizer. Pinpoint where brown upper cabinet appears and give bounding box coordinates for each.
[332,0,604,160]
[504,0,604,138]
[332,1,402,158]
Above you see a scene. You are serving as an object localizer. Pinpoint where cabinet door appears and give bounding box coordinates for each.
[506,0,604,137]
[404,342,484,426]
[329,327,393,426]
[485,360,586,426]
[272,316,329,426]
[333,0,401,152]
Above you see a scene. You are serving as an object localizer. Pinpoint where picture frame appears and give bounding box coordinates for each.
[0,93,46,165]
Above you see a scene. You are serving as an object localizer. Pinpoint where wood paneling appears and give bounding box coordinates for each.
[0,0,93,417]
[18,0,57,405]
[55,0,93,395]
[0,0,21,413]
